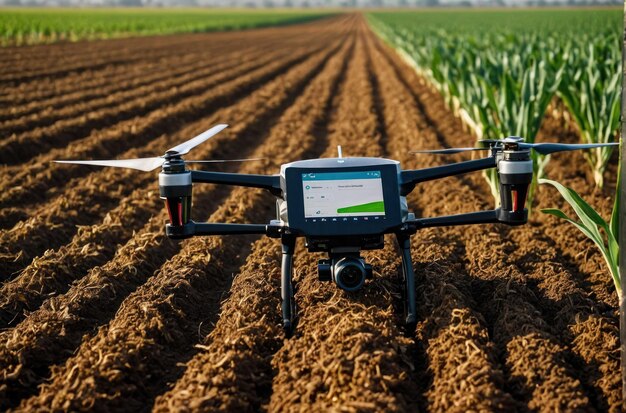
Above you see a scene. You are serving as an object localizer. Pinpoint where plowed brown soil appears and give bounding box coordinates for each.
[0,13,621,412]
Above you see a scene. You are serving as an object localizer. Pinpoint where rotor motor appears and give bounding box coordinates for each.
[159,157,192,227]
[496,148,532,225]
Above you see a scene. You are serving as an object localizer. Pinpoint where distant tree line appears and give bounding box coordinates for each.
[0,0,621,7]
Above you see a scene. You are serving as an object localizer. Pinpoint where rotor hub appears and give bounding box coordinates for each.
[162,155,186,173]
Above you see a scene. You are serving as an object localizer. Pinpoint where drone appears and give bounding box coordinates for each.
[55,124,618,336]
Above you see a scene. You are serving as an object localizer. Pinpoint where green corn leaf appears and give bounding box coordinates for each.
[541,208,606,253]
[539,178,608,237]
[610,160,621,238]
[539,179,620,298]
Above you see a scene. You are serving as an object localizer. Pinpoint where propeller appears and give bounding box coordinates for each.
[515,142,619,155]
[54,124,262,171]
[413,136,619,156]
[54,156,167,172]
[411,147,488,155]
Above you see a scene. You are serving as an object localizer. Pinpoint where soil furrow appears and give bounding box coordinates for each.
[537,116,617,307]
[151,26,355,413]
[507,115,621,411]
[0,27,326,134]
[374,37,596,411]
[0,17,341,84]
[0,45,263,136]
[1,58,190,116]
[506,222,620,411]
[0,213,182,411]
[0,35,331,212]
[0,31,343,281]
[0,49,216,111]
[0,171,237,409]
[14,194,261,412]
[0,44,289,164]
[269,27,421,413]
[368,31,517,412]
[0,27,305,114]
[0,31,265,84]
[0,187,160,328]
[0,47,229,121]
[1,44,199,84]
[152,236,284,413]
[0,30,345,326]
[0,16,337,81]
[0,32,221,78]
[0,30,246,70]
[14,31,351,411]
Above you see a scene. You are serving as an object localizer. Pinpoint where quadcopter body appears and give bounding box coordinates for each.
[56,125,616,336]
[161,144,530,335]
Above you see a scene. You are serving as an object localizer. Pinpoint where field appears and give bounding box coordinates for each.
[0,12,622,412]
[0,8,335,45]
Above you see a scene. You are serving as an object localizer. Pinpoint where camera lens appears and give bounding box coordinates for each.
[333,258,366,292]
[341,266,361,288]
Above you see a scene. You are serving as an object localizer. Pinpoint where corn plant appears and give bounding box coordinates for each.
[477,56,563,211]
[369,11,621,198]
[370,16,564,211]
[557,40,621,189]
[539,165,621,299]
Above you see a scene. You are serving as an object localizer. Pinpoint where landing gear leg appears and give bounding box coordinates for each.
[281,235,297,337]
[396,233,417,334]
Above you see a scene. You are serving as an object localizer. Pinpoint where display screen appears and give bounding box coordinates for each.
[302,171,385,219]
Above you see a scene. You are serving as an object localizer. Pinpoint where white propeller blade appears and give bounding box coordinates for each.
[185,157,264,164]
[519,142,619,155]
[54,124,230,171]
[415,142,619,156]
[167,124,228,156]
[411,147,486,155]
[54,157,165,172]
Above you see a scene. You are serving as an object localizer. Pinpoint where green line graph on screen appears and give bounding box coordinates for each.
[337,201,385,214]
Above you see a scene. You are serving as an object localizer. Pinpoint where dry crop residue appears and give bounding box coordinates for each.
[0,14,621,412]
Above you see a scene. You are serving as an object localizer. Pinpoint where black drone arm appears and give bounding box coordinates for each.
[400,157,496,195]
[406,208,526,229]
[412,210,498,228]
[191,170,282,197]
[166,220,285,239]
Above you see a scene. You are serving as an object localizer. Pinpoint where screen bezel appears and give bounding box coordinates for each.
[285,164,402,236]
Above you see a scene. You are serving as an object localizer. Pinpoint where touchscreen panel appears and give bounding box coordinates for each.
[302,171,385,218]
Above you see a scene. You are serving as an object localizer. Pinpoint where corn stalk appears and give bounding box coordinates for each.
[477,56,563,212]
[370,19,562,211]
[539,161,621,299]
[557,40,621,188]
[368,12,620,213]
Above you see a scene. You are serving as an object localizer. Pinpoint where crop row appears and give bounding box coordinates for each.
[375,35,620,409]
[0,17,354,410]
[12,26,353,411]
[0,9,334,45]
[369,9,621,200]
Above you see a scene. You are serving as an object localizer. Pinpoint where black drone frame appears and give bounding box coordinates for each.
[57,125,616,337]
[162,152,526,336]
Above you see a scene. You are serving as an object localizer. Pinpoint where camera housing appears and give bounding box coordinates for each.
[318,256,373,292]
